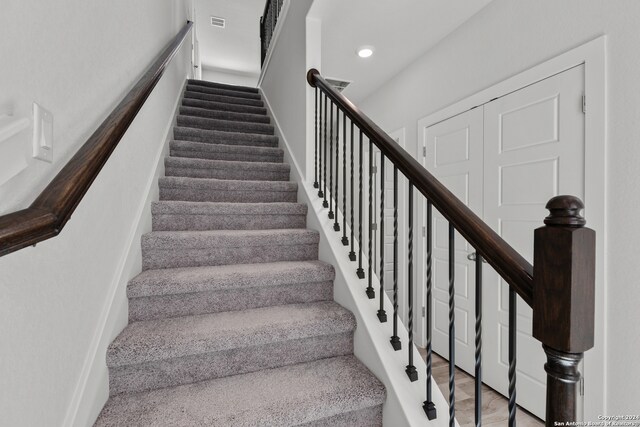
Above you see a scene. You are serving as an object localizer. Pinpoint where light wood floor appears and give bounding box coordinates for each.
[418,348,543,427]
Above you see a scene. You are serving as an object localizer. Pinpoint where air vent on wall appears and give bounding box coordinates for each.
[210,16,226,28]
[326,78,352,93]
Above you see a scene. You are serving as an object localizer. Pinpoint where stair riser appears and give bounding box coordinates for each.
[128,281,333,321]
[179,106,270,124]
[184,91,264,107]
[177,115,274,135]
[165,166,289,182]
[108,333,353,395]
[182,98,266,115]
[159,186,297,203]
[170,147,283,163]
[173,128,278,148]
[152,212,306,231]
[186,84,262,100]
[301,406,383,427]
[142,243,318,270]
[187,79,259,94]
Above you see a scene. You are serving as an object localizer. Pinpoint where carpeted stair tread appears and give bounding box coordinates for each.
[186,84,262,100]
[151,201,306,231]
[159,176,298,203]
[164,157,289,181]
[95,355,385,426]
[187,79,259,94]
[107,301,354,367]
[170,140,284,163]
[184,90,264,107]
[129,260,333,298]
[141,228,318,269]
[182,97,267,115]
[173,126,278,147]
[179,106,270,124]
[176,115,274,135]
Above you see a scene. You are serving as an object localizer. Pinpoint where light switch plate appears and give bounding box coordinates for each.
[33,103,53,163]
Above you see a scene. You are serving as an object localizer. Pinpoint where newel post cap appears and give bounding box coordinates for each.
[544,195,586,227]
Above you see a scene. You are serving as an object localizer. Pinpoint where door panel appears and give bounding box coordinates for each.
[483,64,585,419]
[424,107,484,374]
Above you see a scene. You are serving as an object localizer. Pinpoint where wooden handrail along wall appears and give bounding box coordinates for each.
[0,21,193,257]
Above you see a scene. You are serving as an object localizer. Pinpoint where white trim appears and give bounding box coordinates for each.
[0,115,30,144]
[256,0,292,87]
[415,36,607,419]
[62,78,189,427]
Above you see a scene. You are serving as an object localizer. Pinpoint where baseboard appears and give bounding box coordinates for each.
[62,77,188,427]
[260,90,453,427]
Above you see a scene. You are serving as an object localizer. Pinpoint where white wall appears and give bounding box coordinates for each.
[201,66,259,87]
[357,0,640,416]
[0,1,193,425]
[260,0,314,180]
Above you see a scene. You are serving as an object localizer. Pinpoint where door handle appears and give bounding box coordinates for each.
[467,252,488,263]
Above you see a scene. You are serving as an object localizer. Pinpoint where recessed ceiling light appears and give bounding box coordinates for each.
[357,46,374,58]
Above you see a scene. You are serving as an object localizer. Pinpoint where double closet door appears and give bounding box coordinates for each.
[421,64,585,418]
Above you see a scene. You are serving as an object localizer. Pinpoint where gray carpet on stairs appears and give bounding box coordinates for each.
[95,80,385,426]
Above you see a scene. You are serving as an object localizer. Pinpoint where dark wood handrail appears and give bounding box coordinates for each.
[0,21,193,258]
[307,68,535,306]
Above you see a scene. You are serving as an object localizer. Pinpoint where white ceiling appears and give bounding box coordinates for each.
[309,0,494,102]
[195,0,265,77]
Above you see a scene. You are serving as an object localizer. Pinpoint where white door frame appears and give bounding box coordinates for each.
[414,36,606,419]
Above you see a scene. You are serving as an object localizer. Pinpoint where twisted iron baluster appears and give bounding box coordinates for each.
[341,113,348,245]
[317,92,323,198]
[508,289,517,427]
[322,94,328,208]
[356,129,365,279]
[475,254,483,427]
[449,223,455,427]
[406,184,417,381]
[333,108,340,231]
[390,166,401,351]
[377,155,387,323]
[328,102,334,218]
[349,122,356,261]
[366,140,374,297]
[313,87,318,189]
[423,201,436,419]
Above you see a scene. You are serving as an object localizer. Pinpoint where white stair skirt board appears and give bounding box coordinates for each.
[262,89,455,427]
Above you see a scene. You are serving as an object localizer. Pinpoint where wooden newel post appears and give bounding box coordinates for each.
[533,195,595,426]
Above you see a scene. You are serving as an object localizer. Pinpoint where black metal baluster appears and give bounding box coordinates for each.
[317,92,323,198]
[342,113,348,245]
[448,223,456,427]
[322,94,328,208]
[406,184,418,381]
[377,154,387,323]
[356,129,365,279]
[365,139,374,298]
[349,122,356,261]
[328,102,334,218]
[333,109,340,231]
[423,201,436,419]
[390,166,401,351]
[313,87,318,189]
[508,288,517,427]
[475,253,483,427]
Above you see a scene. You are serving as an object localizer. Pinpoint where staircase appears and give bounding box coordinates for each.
[95,80,385,426]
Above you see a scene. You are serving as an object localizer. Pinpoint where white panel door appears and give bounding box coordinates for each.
[423,108,484,374]
[482,64,585,418]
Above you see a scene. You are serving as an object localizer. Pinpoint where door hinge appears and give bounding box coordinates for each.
[582,94,586,114]
[423,147,427,157]
[422,306,426,318]
[372,165,377,174]
[371,223,377,231]
[422,226,426,237]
